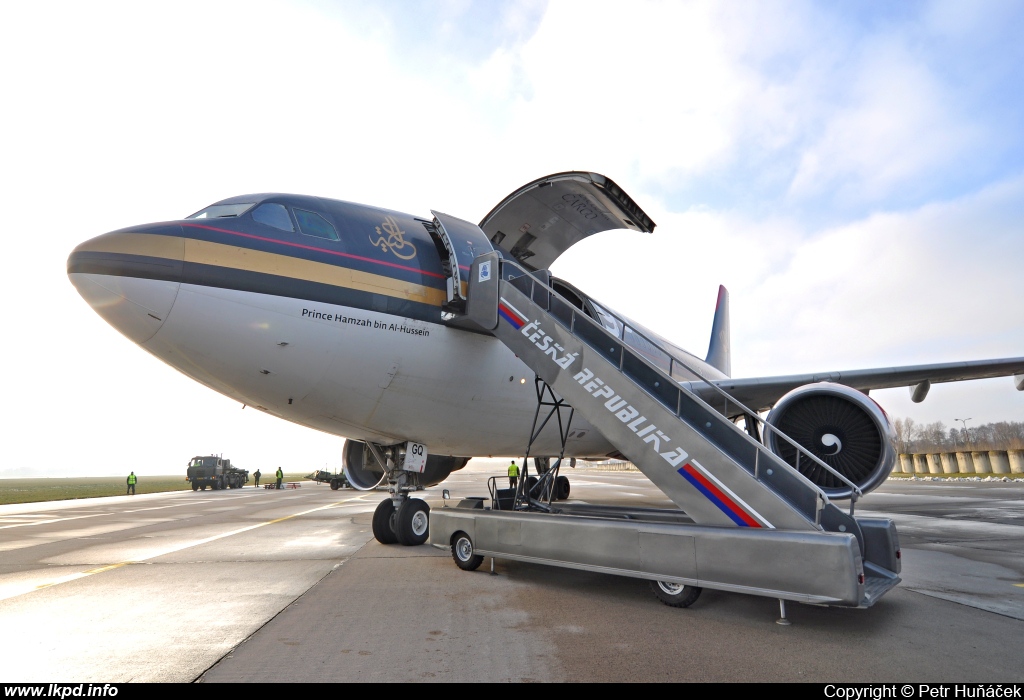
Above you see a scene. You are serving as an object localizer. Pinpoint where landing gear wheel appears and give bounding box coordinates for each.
[396,499,430,546]
[372,499,398,545]
[527,475,539,497]
[330,479,340,491]
[649,580,702,608]
[451,531,483,571]
[556,475,570,500]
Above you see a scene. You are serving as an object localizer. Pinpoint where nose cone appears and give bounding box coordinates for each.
[67,224,185,344]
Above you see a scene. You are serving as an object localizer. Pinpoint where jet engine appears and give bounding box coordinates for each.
[763,383,897,500]
[342,440,469,491]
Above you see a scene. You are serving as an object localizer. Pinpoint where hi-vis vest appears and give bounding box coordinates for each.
[508,462,519,477]
[128,474,136,485]
[276,468,283,479]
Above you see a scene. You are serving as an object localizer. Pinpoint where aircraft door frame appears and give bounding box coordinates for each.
[430,210,494,320]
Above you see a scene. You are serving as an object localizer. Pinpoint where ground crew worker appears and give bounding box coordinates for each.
[126,471,137,495]
[508,460,519,490]
[254,469,261,488]
[276,467,283,490]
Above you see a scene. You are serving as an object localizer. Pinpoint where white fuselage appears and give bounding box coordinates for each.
[71,272,613,458]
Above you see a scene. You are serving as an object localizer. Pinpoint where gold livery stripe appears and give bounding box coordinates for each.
[73,232,185,260]
[184,239,445,305]
[76,232,450,305]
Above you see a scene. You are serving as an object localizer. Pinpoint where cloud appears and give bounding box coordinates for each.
[786,37,981,205]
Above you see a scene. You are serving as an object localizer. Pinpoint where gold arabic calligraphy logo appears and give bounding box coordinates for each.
[369,216,417,261]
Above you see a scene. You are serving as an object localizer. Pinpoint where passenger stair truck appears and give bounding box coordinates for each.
[187,455,249,491]
[429,250,902,614]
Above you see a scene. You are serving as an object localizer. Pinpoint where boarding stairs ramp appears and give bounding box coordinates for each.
[468,251,861,532]
[456,251,903,607]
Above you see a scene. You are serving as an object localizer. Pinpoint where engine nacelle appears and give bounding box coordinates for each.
[763,383,897,500]
[342,440,469,491]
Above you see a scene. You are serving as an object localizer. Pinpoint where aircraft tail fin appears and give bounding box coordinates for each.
[705,285,731,378]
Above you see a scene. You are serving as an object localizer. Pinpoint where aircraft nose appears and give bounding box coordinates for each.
[67,224,185,344]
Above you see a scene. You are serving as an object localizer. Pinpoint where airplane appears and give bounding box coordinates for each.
[67,171,1024,547]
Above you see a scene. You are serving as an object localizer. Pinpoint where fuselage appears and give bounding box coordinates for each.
[67,193,726,459]
[66,194,608,457]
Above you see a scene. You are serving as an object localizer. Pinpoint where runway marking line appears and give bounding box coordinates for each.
[0,512,109,530]
[1,495,370,603]
[0,498,207,530]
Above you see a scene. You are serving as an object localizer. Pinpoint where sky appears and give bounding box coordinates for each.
[1,0,1022,477]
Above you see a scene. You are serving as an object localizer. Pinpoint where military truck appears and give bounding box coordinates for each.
[305,469,350,490]
[187,455,249,491]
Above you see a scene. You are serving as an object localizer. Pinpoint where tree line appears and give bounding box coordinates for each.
[893,418,1024,454]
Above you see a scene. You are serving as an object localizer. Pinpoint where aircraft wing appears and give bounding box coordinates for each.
[681,357,1024,414]
[479,171,655,271]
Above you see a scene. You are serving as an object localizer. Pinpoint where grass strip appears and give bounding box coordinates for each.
[0,473,313,505]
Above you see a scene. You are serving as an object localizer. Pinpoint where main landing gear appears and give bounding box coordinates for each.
[372,496,430,546]
[351,440,439,547]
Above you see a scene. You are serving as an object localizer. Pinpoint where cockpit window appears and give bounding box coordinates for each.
[294,208,339,241]
[251,203,294,232]
[187,203,255,219]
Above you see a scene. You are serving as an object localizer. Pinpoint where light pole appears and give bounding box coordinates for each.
[955,418,972,447]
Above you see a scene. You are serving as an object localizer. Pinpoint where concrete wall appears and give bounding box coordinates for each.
[989,451,1011,475]
[955,452,975,474]
[971,451,992,474]
[894,450,1020,475]
[1010,450,1024,475]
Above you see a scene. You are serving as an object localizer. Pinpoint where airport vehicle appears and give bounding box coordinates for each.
[430,258,902,611]
[67,171,1024,554]
[306,469,350,490]
[186,455,249,491]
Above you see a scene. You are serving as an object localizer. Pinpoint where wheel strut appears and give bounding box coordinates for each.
[776,599,791,626]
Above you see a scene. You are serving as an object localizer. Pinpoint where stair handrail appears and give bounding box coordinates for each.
[499,259,863,507]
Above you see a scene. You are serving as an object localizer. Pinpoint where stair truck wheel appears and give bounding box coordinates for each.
[372,499,399,545]
[396,499,430,546]
[649,580,702,608]
[451,531,483,571]
[330,479,340,491]
[191,482,198,491]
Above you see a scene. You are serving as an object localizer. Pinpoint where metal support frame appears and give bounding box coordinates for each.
[513,376,575,511]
